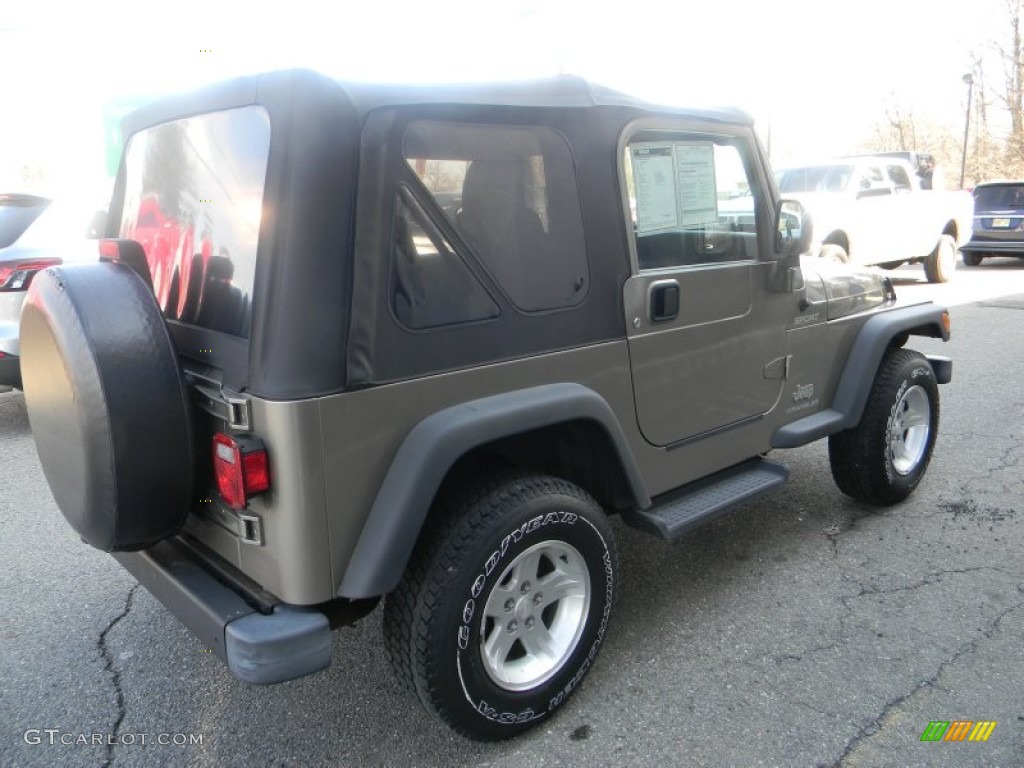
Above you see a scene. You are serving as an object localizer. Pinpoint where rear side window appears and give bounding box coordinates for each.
[392,189,499,329]
[404,121,589,313]
[119,106,270,338]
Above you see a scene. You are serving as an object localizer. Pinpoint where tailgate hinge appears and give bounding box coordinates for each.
[194,384,252,431]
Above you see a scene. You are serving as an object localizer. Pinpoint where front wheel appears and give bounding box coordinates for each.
[829,348,939,505]
[820,243,849,265]
[383,474,617,740]
[924,235,956,283]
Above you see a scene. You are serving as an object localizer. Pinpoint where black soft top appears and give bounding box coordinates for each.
[123,69,751,134]
[115,69,758,399]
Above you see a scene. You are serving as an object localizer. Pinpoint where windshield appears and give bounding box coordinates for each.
[0,195,51,249]
[778,165,854,194]
[974,184,1024,212]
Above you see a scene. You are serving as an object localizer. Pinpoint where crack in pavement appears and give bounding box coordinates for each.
[750,568,1015,667]
[827,600,1024,768]
[99,583,139,768]
[843,565,1016,599]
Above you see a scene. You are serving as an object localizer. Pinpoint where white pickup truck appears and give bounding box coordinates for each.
[776,156,973,282]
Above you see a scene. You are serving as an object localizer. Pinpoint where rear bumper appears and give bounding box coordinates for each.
[961,239,1024,256]
[113,537,331,684]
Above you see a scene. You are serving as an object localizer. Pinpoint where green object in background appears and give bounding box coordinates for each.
[102,97,157,177]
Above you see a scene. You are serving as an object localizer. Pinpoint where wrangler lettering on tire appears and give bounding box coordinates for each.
[383,474,617,740]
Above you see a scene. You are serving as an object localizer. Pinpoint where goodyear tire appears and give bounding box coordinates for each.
[828,348,939,506]
[383,473,617,740]
[20,263,194,551]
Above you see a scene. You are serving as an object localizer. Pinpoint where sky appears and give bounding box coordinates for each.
[0,0,1004,197]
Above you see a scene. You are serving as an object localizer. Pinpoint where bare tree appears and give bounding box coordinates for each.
[995,0,1024,171]
[866,1,1024,186]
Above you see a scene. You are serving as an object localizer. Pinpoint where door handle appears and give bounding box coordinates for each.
[649,280,680,323]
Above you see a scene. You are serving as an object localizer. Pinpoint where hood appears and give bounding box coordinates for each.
[803,265,891,320]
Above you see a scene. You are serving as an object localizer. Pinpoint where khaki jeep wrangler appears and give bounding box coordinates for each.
[21,69,951,740]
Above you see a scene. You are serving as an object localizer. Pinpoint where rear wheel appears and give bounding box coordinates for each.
[924,235,956,283]
[383,473,617,740]
[829,348,939,505]
[961,251,983,267]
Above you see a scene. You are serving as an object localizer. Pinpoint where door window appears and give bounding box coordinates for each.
[624,134,759,271]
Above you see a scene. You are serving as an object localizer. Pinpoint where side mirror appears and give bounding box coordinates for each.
[775,199,812,257]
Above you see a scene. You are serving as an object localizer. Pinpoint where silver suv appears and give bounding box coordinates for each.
[0,194,105,388]
[21,70,951,740]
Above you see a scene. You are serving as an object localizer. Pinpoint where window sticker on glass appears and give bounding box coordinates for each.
[631,145,679,233]
[630,141,719,233]
[674,143,718,227]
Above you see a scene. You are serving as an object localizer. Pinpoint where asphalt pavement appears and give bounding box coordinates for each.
[1,257,1022,768]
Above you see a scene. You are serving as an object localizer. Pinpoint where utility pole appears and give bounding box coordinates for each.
[960,73,974,189]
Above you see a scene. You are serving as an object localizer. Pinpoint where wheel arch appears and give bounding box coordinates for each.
[822,229,850,252]
[772,303,950,448]
[337,383,649,599]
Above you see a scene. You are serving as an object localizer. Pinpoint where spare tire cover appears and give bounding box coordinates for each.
[20,263,194,551]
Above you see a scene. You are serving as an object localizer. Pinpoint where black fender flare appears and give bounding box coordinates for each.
[772,303,950,449]
[337,383,649,599]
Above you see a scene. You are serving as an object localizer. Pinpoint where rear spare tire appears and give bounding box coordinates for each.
[20,263,194,551]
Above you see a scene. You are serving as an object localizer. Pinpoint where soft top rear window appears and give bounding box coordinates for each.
[119,106,270,338]
[974,184,1024,212]
[0,195,51,250]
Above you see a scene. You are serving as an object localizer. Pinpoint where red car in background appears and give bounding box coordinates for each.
[129,196,214,322]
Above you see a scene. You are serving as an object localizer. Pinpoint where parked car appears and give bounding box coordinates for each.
[776,157,972,282]
[960,180,1024,266]
[0,193,106,388]
[20,70,951,740]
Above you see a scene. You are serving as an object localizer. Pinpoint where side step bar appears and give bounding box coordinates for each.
[622,457,788,540]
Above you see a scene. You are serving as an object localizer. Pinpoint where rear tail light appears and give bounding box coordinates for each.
[0,258,61,291]
[98,240,121,260]
[213,433,270,510]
